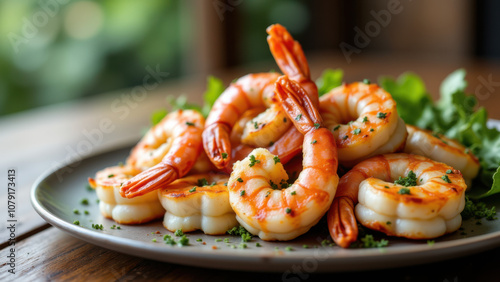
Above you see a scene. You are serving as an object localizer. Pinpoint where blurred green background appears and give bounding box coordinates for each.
[1,0,497,117]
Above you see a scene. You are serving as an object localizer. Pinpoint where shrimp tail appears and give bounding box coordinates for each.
[275,75,322,134]
[120,163,179,198]
[267,24,310,81]
[327,197,358,248]
[202,123,232,170]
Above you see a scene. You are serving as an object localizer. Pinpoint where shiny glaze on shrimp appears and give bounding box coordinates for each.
[320,82,407,167]
[228,76,339,241]
[120,109,205,198]
[203,24,318,170]
[404,124,480,187]
[88,165,165,224]
[328,153,466,248]
[158,173,237,235]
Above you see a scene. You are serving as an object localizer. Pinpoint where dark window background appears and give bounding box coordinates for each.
[0,0,498,116]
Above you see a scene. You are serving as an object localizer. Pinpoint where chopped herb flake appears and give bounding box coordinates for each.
[189,187,197,193]
[108,174,114,178]
[446,169,453,174]
[80,198,89,205]
[295,114,302,121]
[363,79,371,84]
[73,220,80,225]
[311,140,317,144]
[441,175,452,183]
[394,170,417,187]
[237,177,243,183]
[285,208,292,214]
[353,128,361,135]
[291,191,297,196]
[377,112,387,119]
[362,116,368,123]
[240,190,245,196]
[249,155,261,167]
[198,178,209,186]
[333,125,341,131]
[314,123,320,129]
[174,229,184,237]
[398,188,411,195]
[273,156,281,164]
[185,121,195,126]
[221,152,228,159]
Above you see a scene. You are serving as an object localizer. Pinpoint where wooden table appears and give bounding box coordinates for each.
[1,53,500,280]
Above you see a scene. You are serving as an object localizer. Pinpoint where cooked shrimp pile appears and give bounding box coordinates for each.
[88,24,480,247]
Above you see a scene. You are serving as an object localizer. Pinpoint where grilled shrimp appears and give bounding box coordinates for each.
[328,153,467,248]
[228,76,339,241]
[203,24,318,170]
[404,124,480,187]
[120,109,206,198]
[319,82,407,167]
[158,173,238,235]
[88,165,165,224]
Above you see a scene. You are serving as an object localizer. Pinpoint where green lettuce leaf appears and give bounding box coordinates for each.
[151,75,225,125]
[202,76,225,117]
[380,69,500,198]
[316,69,343,96]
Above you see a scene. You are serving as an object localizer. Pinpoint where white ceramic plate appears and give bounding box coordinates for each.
[31,121,500,272]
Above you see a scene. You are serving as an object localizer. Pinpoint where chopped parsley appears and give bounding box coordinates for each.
[370,128,374,132]
[363,79,371,84]
[283,117,287,123]
[427,240,435,246]
[237,177,243,183]
[107,174,114,178]
[221,152,228,159]
[461,196,497,220]
[239,243,247,249]
[291,191,297,196]
[174,229,184,237]
[256,242,262,247]
[295,114,302,121]
[215,238,222,242]
[253,121,258,129]
[240,190,245,196]
[227,226,253,242]
[152,238,157,243]
[285,208,292,214]
[185,121,195,126]
[398,188,411,195]
[441,175,452,183]
[394,170,417,187]
[84,210,89,215]
[302,244,309,249]
[342,135,348,140]
[80,198,89,205]
[360,234,389,248]
[224,238,230,243]
[269,180,278,190]
[333,125,341,131]
[314,123,320,129]
[362,116,368,123]
[273,156,281,164]
[197,178,209,186]
[73,220,80,225]
[196,238,203,242]
[91,224,103,230]
[311,140,317,144]
[353,128,361,135]
[249,155,261,167]
[285,246,294,251]
[189,187,197,193]
[73,209,80,214]
[446,169,453,174]
[386,221,391,225]
[376,112,387,119]
[265,191,271,197]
